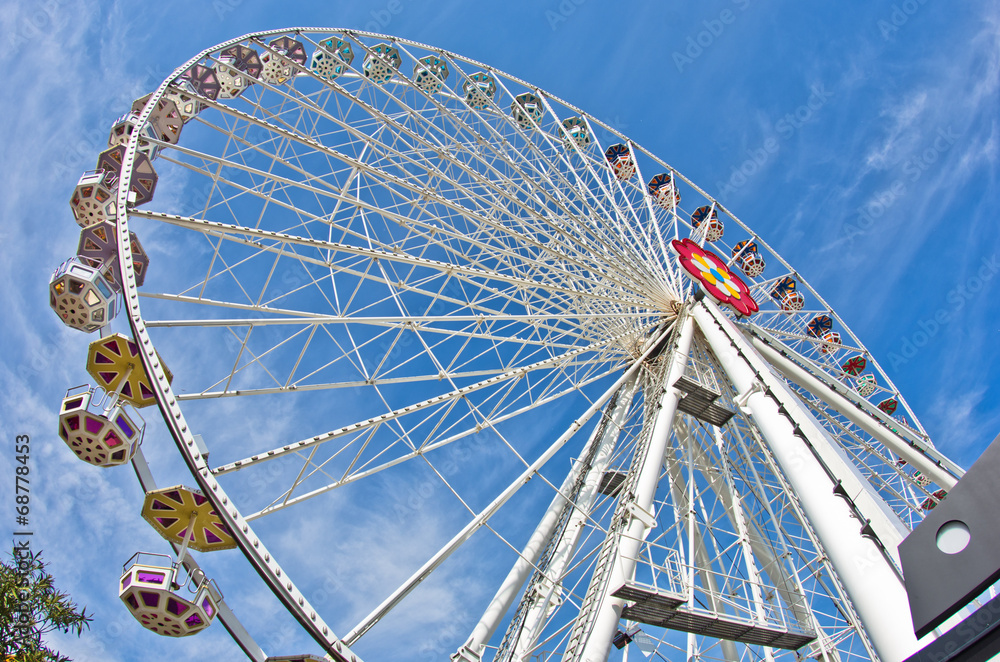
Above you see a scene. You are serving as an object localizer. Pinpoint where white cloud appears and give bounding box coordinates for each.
[861,89,928,172]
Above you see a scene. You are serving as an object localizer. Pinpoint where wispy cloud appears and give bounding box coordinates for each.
[861,89,928,171]
[803,7,1000,323]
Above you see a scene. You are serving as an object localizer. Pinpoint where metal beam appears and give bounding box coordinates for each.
[745,328,961,488]
[692,299,924,662]
[570,313,695,662]
[460,371,637,659]
[344,325,665,646]
[116,57,366,661]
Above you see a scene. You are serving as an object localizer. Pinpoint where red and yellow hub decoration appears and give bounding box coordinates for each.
[671,238,758,317]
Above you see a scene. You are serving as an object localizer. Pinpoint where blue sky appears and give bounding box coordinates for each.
[0,1,997,660]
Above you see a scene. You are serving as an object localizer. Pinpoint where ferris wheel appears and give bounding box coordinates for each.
[49,28,969,662]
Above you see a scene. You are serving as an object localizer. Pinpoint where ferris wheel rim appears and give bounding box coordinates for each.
[88,26,956,660]
[116,26,920,417]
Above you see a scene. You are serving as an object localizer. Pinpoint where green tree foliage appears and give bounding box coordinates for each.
[0,547,91,661]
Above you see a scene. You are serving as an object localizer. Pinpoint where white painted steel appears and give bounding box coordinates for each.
[462,372,638,657]
[692,300,922,662]
[746,330,960,489]
[664,420,741,662]
[113,37,365,660]
[574,315,695,662]
[510,375,639,660]
[345,338,662,646]
[83,27,966,662]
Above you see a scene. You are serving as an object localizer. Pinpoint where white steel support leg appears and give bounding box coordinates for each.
[722,425,842,660]
[455,324,672,661]
[574,314,695,662]
[676,417,823,657]
[709,426,775,662]
[510,376,639,660]
[347,341,652,647]
[691,300,923,662]
[745,330,959,489]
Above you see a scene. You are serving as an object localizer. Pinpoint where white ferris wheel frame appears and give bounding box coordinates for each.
[99,27,965,662]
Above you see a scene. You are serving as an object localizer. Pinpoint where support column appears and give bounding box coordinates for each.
[746,330,959,489]
[691,300,923,662]
[510,376,638,660]
[573,314,695,662]
[455,323,672,661]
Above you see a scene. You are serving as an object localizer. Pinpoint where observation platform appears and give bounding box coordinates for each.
[673,376,735,427]
[613,582,816,651]
[598,471,627,497]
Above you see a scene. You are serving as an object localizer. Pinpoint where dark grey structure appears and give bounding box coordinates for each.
[899,433,1000,660]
